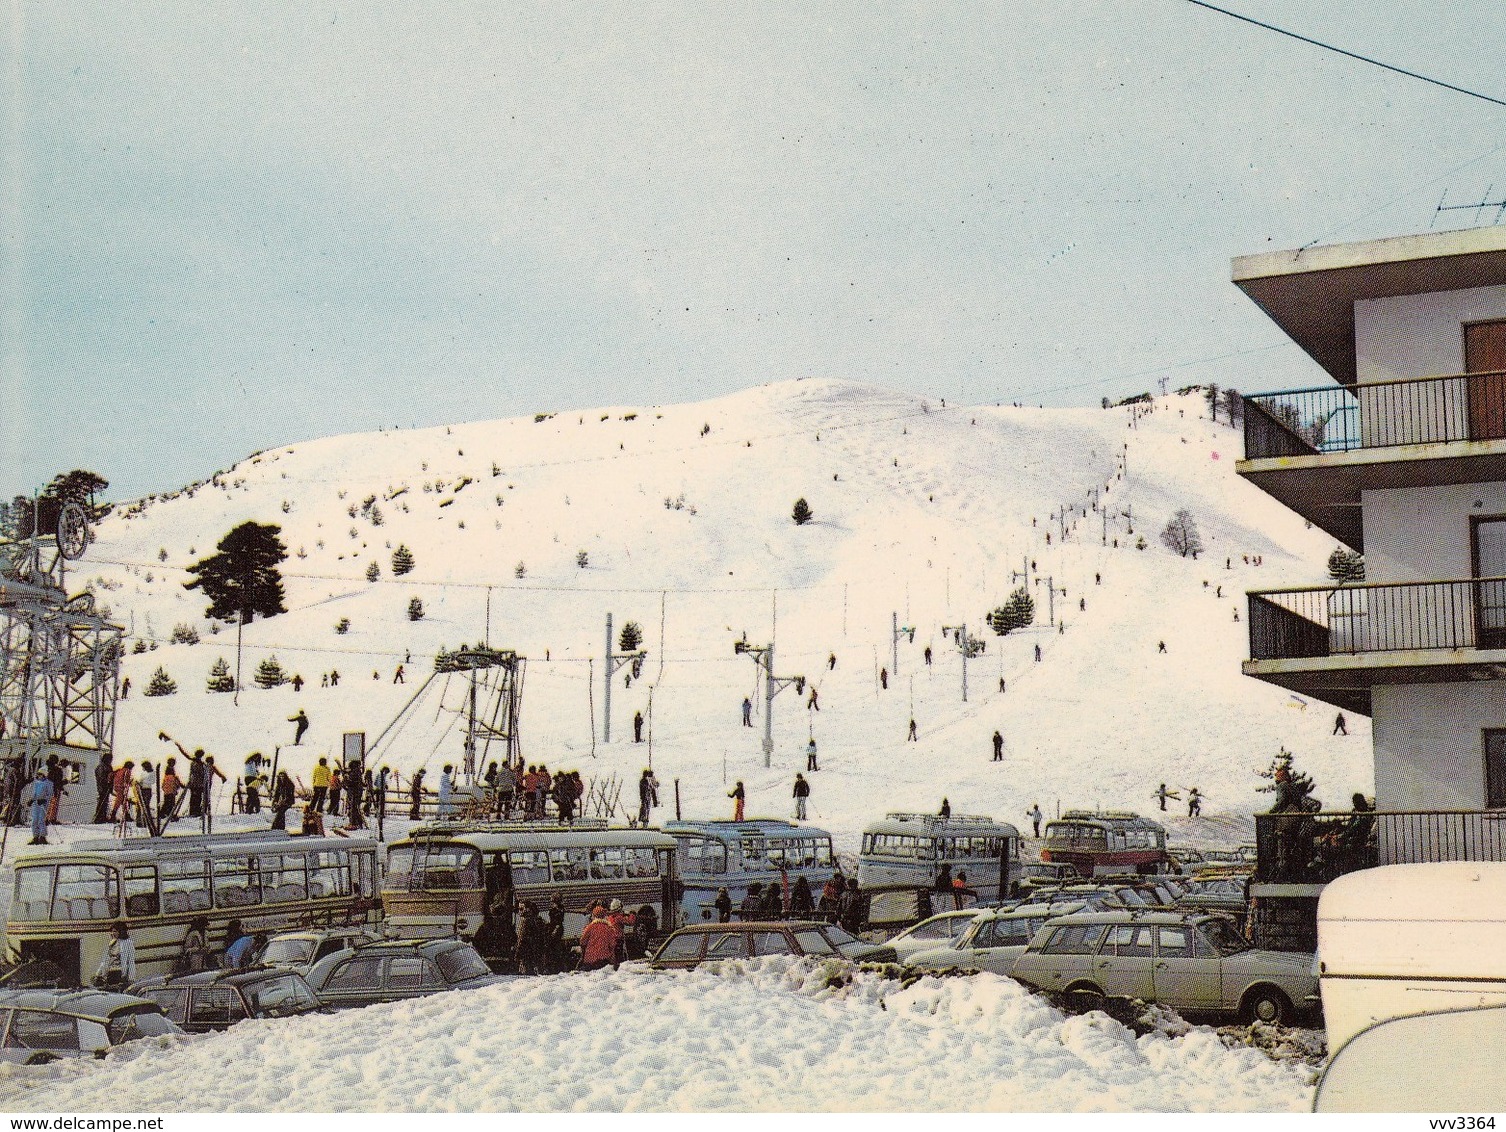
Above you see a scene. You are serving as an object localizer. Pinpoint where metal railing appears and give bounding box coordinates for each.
[1254,809,1506,884]
[1243,369,1506,460]
[1248,577,1506,660]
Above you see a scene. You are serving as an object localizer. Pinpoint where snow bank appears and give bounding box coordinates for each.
[0,959,1314,1112]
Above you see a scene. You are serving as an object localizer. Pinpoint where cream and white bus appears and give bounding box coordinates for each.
[5,831,381,987]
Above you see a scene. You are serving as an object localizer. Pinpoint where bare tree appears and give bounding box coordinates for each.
[1160,509,1204,558]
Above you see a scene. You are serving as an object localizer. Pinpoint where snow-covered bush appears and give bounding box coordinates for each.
[254,656,288,688]
[144,667,177,697]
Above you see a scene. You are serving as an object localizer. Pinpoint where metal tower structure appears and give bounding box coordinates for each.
[0,495,121,778]
[432,645,526,782]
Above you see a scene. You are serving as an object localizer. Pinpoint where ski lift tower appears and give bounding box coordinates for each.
[734,637,804,768]
[0,495,122,805]
[432,644,526,782]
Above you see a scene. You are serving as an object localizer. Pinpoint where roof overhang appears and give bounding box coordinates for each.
[1233,226,1506,387]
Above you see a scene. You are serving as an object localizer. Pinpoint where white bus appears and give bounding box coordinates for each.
[5,831,381,987]
[857,813,1021,899]
[663,819,836,921]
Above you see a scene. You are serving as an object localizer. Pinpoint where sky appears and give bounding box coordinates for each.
[5,2,1506,501]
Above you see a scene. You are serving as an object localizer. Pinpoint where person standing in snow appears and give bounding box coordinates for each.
[1187,787,1202,818]
[1154,783,1179,811]
[637,768,654,826]
[714,887,733,923]
[807,685,819,711]
[94,922,136,989]
[992,731,1004,761]
[1034,644,1042,662]
[838,878,863,934]
[790,875,815,917]
[728,780,745,822]
[310,757,330,813]
[792,772,810,820]
[740,883,764,921]
[907,718,918,741]
[924,646,932,666]
[393,664,405,684]
[270,771,295,830]
[289,709,309,745]
[1333,712,1348,736]
[939,797,951,819]
[327,762,343,815]
[438,764,455,818]
[633,710,644,742]
[345,760,365,829]
[828,653,836,670]
[741,697,753,727]
[806,738,819,772]
[1025,803,1043,838]
[880,667,888,690]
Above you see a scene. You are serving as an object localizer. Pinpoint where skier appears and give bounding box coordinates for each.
[1025,803,1043,838]
[270,772,295,830]
[327,763,343,815]
[807,686,819,711]
[880,667,888,690]
[806,738,819,772]
[992,730,1004,761]
[907,718,918,742]
[828,652,836,670]
[1034,644,1041,662]
[1333,712,1348,736]
[119,676,130,699]
[633,710,644,742]
[409,768,426,820]
[242,753,262,814]
[741,697,753,727]
[93,751,113,825]
[27,768,54,845]
[291,674,304,692]
[728,780,746,822]
[345,760,365,829]
[1187,787,1202,818]
[1154,782,1180,812]
[924,646,932,666]
[1157,641,1167,654]
[288,709,309,746]
[393,665,405,684]
[792,772,810,820]
[310,757,330,812]
[998,676,1006,693]
[939,797,951,819]
[637,768,654,826]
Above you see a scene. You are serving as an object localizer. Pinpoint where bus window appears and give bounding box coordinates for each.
[160,860,210,914]
[12,866,54,922]
[861,834,874,854]
[309,851,356,898]
[764,840,788,868]
[122,866,159,918]
[385,847,415,891]
[508,850,550,885]
[353,851,377,900]
[51,865,117,921]
[625,846,659,878]
[551,847,588,882]
[213,856,262,909]
[682,839,727,876]
[739,838,765,869]
[262,855,307,904]
[589,848,624,880]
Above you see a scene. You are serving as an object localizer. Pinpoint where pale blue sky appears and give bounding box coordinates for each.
[5,2,1505,499]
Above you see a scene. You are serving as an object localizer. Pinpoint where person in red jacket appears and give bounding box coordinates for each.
[578,905,617,972]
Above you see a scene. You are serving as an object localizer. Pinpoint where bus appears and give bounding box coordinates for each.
[857,813,1021,899]
[381,822,680,958]
[662,819,836,921]
[5,831,381,988]
[1040,810,1170,876]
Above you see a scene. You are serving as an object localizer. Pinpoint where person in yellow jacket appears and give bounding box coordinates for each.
[311,757,331,812]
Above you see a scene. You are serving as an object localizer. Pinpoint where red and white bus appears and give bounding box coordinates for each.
[1040,810,1169,876]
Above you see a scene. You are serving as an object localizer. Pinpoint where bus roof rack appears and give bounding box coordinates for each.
[71,829,297,852]
[1058,809,1155,823]
[411,817,610,836]
[882,812,998,826]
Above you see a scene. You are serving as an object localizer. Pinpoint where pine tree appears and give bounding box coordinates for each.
[576,550,589,569]
[170,623,200,645]
[791,497,813,525]
[407,597,425,621]
[254,655,288,689]
[391,545,415,576]
[514,561,526,579]
[1257,747,1322,812]
[619,620,643,653]
[987,586,1036,635]
[144,666,177,697]
[206,656,236,693]
[366,561,380,582]
[184,521,288,697]
[1327,546,1365,583]
[1159,509,1204,558]
[334,617,351,634]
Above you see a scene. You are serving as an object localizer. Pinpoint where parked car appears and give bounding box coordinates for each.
[906,904,1084,976]
[256,928,384,977]
[129,968,325,1032]
[0,988,181,1059]
[1177,876,1248,918]
[886,910,985,962]
[1010,910,1318,1024]
[1018,862,1082,890]
[305,939,506,1010]
[858,885,980,939]
[649,921,899,969]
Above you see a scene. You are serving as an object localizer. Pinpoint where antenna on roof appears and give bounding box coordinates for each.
[1434,186,1506,228]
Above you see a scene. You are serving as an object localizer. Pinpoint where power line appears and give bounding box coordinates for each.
[1184,1,1506,110]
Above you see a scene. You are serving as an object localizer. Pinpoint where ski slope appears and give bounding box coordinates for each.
[82,378,1371,851]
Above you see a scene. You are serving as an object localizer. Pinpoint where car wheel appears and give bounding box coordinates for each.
[1062,982,1105,1014]
[1243,986,1290,1026]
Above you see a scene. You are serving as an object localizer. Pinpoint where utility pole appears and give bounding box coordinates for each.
[602,612,647,744]
[891,612,904,677]
[940,623,970,702]
[734,639,803,767]
[1036,576,1056,626]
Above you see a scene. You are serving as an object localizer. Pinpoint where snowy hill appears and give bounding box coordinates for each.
[81,378,1371,850]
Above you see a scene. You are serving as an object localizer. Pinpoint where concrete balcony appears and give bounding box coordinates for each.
[1238,372,1506,551]
[1244,577,1506,715]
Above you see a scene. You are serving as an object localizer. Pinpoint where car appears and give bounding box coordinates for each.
[649,921,898,969]
[305,939,506,1010]
[906,903,1085,976]
[886,910,985,961]
[1010,910,1319,1024]
[1018,862,1082,889]
[1176,876,1248,918]
[256,928,384,977]
[0,988,182,1059]
[128,968,325,1032]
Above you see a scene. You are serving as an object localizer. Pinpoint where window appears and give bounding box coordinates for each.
[52,865,117,921]
[323,956,383,992]
[1156,927,1194,959]
[260,855,307,904]
[551,847,589,882]
[106,1009,178,1045]
[160,859,210,914]
[655,934,705,961]
[12,867,53,921]
[967,922,1000,949]
[386,847,416,891]
[386,957,442,991]
[436,946,491,984]
[8,1010,78,1052]
[1486,730,1506,809]
[992,919,1036,947]
[752,931,794,956]
[1040,924,1106,955]
[261,938,316,967]
[212,856,262,909]
[589,847,625,880]
[309,850,356,899]
[508,849,550,885]
[679,838,728,877]
[123,866,159,918]
[793,930,837,956]
[245,975,319,1018]
[188,987,248,1027]
[143,988,189,1024]
[739,838,765,869]
[1104,925,1154,957]
[704,932,747,959]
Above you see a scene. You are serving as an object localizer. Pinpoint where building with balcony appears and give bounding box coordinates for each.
[1232,226,1506,944]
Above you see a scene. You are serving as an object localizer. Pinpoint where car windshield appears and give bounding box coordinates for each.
[1199,918,1250,956]
[822,926,863,952]
[436,945,492,983]
[259,939,316,966]
[244,974,319,1018]
[107,1008,179,1044]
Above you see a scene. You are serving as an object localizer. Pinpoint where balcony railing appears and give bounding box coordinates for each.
[1248,577,1506,660]
[1254,810,1506,884]
[1243,369,1506,461]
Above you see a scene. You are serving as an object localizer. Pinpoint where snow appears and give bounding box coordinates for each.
[82,379,1371,855]
[0,959,1315,1112]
